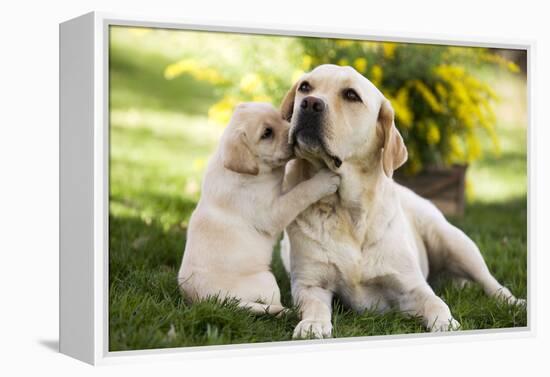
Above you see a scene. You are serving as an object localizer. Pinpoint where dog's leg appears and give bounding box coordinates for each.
[231,271,287,315]
[292,284,333,339]
[451,277,471,289]
[398,281,460,332]
[280,231,291,274]
[429,220,525,306]
[270,169,339,234]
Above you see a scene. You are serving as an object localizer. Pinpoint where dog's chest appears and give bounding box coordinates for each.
[295,196,359,247]
[294,200,365,280]
[293,198,399,311]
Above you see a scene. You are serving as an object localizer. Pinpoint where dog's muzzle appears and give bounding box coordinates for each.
[291,96,326,147]
[290,96,342,169]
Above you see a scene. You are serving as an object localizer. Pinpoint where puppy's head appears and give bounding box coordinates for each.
[222,102,293,175]
[281,64,407,177]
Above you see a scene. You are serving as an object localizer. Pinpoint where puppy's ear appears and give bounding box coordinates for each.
[280,81,299,122]
[222,127,259,175]
[378,99,408,177]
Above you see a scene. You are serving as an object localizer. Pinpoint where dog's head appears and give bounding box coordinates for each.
[221,102,293,175]
[281,64,407,177]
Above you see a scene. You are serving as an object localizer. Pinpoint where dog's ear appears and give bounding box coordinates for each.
[378,99,408,177]
[280,81,299,122]
[222,127,259,175]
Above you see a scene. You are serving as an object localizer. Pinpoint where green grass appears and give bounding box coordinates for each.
[108,29,527,351]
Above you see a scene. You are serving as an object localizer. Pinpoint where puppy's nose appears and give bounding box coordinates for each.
[300,96,325,113]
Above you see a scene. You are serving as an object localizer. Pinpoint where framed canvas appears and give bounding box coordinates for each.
[59,11,534,365]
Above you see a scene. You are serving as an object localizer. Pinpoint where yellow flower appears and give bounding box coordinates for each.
[389,87,413,128]
[481,82,499,100]
[382,43,397,59]
[435,83,448,99]
[426,120,441,145]
[239,73,262,94]
[197,68,225,84]
[507,61,520,73]
[447,134,465,163]
[302,55,313,70]
[164,59,225,84]
[466,133,482,162]
[164,59,198,80]
[434,64,465,82]
[412,80,443,113]
[371,64,383,86]
[480,52,521,73]
[337,58,349,67]
[353,57,368,73]
[192,158,206,171]
[336,40,353,47]
[208,96,238,126]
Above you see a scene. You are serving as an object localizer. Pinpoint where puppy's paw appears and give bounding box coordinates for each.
[451,277,471,289]
[274,306,290,318]
[494,287,526,307]
[292,319,332,339]
[312,169,341,197]
[508,297,526,307]
[429,317,461,332]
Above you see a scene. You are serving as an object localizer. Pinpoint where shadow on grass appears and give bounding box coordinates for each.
[109,203,192,280]
[450,196,527,241]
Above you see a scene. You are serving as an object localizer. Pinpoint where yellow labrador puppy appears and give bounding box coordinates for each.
[178,102,340,315]
[280,65,525,337]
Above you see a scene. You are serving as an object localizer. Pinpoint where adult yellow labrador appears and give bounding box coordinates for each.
[280,64,525,339]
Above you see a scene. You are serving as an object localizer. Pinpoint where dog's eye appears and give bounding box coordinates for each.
[343,88,362,102]
[260,127,273,140]
[298,81,312,93]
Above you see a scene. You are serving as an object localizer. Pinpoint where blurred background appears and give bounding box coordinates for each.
[108,26,527,350]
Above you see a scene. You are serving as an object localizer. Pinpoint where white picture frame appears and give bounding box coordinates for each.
[59,11,535,365]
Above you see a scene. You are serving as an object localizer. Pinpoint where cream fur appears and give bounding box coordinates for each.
[178,102,340,315]
[280,65,525,338]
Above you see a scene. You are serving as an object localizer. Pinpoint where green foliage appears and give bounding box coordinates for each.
[162,30,303,126]
[298,39,520,174]
[159,26,521,174]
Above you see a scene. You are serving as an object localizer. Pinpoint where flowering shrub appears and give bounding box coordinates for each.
[299,39,520,174]
[164,35,520,175]
[164,33,303,126]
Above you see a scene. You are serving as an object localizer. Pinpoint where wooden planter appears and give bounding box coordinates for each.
[394,164,467,217]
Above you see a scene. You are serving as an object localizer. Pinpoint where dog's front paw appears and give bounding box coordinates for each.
[292,319,332,339]
[275,307,291,318]
[311,169,341,198]
[429,317,461,332]
[494,287,526,307]
[514,298,527,306]
[507,297,526,307]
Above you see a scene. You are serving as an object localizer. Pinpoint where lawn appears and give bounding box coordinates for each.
[108,29,527,351]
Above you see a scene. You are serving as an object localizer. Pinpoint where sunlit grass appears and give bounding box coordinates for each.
[110,110,219,231]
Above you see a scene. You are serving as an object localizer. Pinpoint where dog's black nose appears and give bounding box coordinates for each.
[300,96,325,113]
